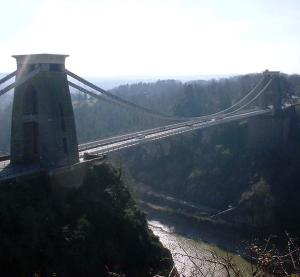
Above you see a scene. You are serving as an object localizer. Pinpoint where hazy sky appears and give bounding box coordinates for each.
[1,0,300,77]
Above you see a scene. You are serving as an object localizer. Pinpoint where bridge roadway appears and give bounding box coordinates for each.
[78,107,272,157]
[0,107,272,181]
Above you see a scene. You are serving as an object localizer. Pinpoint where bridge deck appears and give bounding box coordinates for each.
[0,108,272,181]
[0,156,105,181]
[79,108,272,156]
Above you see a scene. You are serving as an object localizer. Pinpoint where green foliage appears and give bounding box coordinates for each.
[0,164,173,277]
[1,73,300,236]
[122,122,250,209]
[239,178,275,228]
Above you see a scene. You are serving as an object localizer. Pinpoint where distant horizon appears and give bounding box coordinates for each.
[2,70,293,80]
[0,71,251,91]
[0,72,238,89]
[1,70,300,91]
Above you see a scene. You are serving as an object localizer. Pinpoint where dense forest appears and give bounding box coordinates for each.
[1,72,300,276]
[0,163,175,277]
[72,73,300,234]
[1,73,300,235]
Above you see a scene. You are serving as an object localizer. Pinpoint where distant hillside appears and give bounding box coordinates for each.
[1,72,300,153]
[88,73,234,90]
[0,71,233,91]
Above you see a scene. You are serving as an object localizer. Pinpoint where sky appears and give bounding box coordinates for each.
[1,0,300,78]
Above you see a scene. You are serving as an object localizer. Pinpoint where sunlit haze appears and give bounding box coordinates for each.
[1,0,300,77]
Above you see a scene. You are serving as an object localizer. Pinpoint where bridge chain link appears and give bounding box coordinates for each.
[0,70,17,86]
[0,68,41,97]
[66,69,272,122]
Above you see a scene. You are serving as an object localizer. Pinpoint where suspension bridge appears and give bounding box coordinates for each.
[0,54,296,181]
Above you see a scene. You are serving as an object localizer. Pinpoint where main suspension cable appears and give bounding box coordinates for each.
[67,70,184,121]
[67,69,269,121]
[0,68,40,97]
[0,71,17,86]
[200,75,267,118]
[226,78,273,115]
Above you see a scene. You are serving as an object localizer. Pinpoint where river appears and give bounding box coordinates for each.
[148,217,253,276]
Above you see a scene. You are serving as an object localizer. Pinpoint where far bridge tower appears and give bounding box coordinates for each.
[10,54,79,167]
[261,70,282,114]
[248,70,289,152]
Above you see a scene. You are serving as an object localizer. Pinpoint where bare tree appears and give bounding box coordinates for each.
[165,233,300,277]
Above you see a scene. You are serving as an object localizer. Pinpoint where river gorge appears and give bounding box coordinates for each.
[147,213,252,276]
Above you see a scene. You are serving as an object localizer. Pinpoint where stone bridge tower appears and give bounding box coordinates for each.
[248,70,289,152]
[260,70,282,114]
[10,54,79,167]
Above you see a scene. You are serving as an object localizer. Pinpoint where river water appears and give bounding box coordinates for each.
[148,219,253,276]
